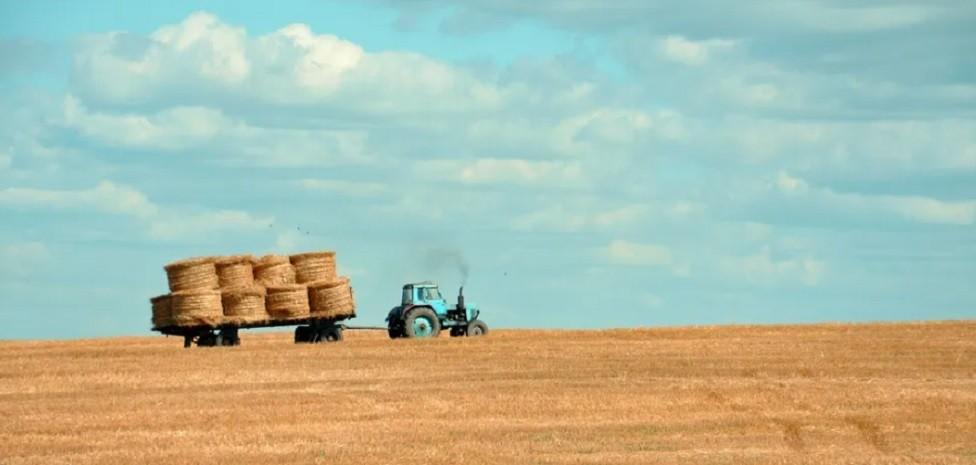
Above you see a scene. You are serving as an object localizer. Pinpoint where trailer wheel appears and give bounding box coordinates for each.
[403,307,441,338]
[294,326,313,344]
[466,320,488,337]
[320,326,343,342]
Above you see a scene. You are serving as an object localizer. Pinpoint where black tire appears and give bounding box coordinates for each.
[450,327,466,337]
[403,307,441,338]
[198,333,218,347]
[387,323,403,339]
[466,320,488,337]
[294,326,312,344]
[320,326,343,342]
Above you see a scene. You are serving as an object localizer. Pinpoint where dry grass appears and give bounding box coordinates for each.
[0,321,974,464]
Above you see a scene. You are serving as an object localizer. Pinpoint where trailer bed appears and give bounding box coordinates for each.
[153,314,355,347]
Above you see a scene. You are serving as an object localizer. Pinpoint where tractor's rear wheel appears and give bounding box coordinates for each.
[403,307,441,338]
[466,320,488,337]
[387,323,403,339]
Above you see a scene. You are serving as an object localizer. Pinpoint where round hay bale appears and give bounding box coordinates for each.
[150,294,172,328]
[215,255,255,289]
[289,251,337,284]
[164,256,219,292]
[221,286,268,325]
[170,290,223,327]
[308,277,356,319]
[253,255,296,286]
[266,284,310,318]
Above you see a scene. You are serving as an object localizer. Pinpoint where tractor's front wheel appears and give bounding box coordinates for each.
[466,319,488,337]
[403,307,441,338]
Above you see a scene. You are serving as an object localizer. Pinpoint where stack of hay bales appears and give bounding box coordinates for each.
[160,257,223,328]
[308,277,356,319]
[150,249,354,329]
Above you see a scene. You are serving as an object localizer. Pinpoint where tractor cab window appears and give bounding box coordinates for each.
[402,287,412,305]
[419,287,442,301]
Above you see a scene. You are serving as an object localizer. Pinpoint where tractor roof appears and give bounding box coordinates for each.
[404,281,437,288]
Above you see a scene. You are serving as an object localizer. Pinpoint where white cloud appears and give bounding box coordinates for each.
[554,108,685,157]
[776,2,937,32]
[721,246,825,286]
[0,181,158,219]
[660,35,735,66]
[63,95,227,151]
[60,95,370,166]
[773,172,976,226]
[72,12,500,114]
[150,12,251,84]
[0,182,272,241]
[419,158,585,187]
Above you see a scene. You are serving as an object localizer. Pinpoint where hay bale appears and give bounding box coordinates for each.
[289,251,337,284]
[266,284,310,318]
[150,294,172,328]
[215,255,255,289]
[221,286,268,325]
[170,290,223,327]
[308,277,356,319]
[253,255,296,286]
[164,256,219,292]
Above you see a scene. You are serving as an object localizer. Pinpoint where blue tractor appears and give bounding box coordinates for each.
[386,282,488,339]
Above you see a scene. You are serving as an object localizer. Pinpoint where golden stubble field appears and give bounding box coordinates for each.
[1,322,974,464]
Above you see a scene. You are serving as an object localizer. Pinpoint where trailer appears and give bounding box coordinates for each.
[153,280,487,347]
[154,315,355,348]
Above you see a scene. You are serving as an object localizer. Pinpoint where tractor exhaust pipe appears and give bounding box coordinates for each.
[458,286,465,311]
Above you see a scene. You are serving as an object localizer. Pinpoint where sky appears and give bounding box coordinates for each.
[0,1,974,339]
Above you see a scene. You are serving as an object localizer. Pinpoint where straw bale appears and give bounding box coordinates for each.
[170,290,223,327]
[254,255,296,286]
[266,284,310,318]
[221,286,268,324]
[215,255,255,289]
[289,251,337,284]
[308,277,356,319]
[164,256,219,292]
[150,294,172,328]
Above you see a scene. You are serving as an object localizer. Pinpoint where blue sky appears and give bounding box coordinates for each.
[1,1,974,339]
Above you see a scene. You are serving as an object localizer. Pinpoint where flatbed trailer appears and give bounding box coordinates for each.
[154,315,362,348]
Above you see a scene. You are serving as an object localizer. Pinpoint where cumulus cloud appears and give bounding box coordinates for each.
[721,246,825,287]
[0,182,272,241]
[773,172,976,226]
[659,36,735,66]
[71,12,500,114]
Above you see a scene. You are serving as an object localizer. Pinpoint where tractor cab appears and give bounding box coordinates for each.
[386,281,487,339]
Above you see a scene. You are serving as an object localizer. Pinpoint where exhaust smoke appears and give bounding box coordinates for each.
[422,247,470,285]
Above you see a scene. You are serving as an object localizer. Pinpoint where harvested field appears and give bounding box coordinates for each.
[0,321,974,464]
